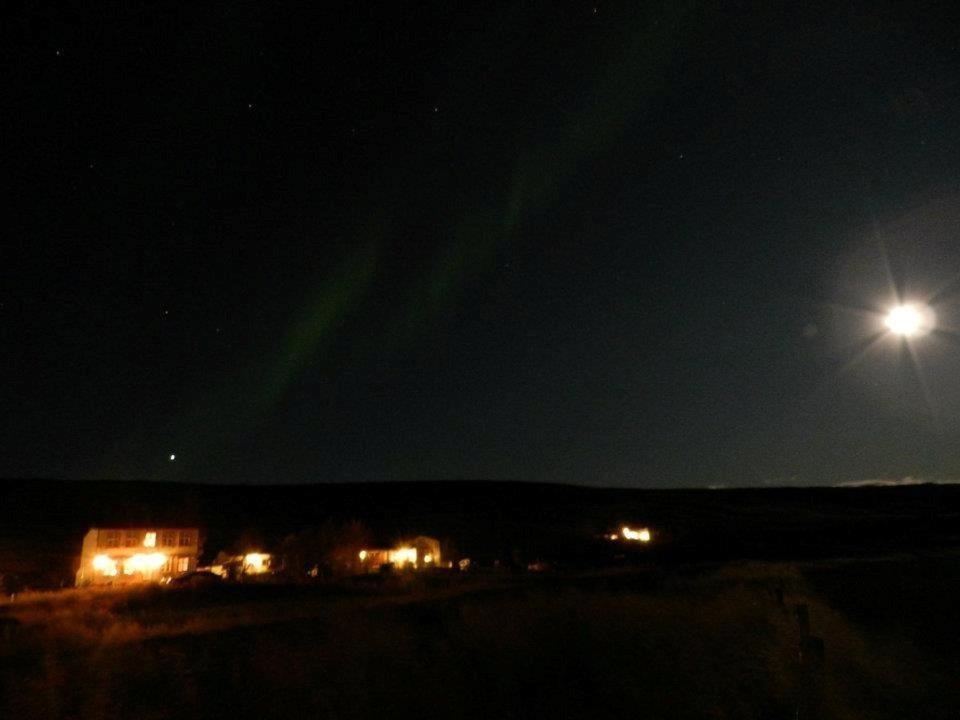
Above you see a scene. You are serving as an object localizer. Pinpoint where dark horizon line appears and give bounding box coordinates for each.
[2,476,958,492]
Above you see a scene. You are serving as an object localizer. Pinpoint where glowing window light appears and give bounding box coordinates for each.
[388,547,417,566]
[144,532,156,548]
[92,554,118,576]
[243,553,270,574]
[621,526,652,543]
[122,553,167,575]
[424,553,433,563]
[358,550,368,561]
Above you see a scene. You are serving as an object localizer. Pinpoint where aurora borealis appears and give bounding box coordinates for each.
[7,3,960,486]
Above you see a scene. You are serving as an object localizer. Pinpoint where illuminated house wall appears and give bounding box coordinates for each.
[210,551,274,580]
[75,527,201,586]
[356,535,441,573]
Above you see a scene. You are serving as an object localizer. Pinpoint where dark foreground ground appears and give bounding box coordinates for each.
[2,554,959,720]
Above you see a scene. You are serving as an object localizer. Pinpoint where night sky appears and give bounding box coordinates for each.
[7,3,960,487]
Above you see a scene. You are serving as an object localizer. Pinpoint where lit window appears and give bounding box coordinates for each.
[388,547,417,566]
[122,553,166,575]
[176,557,190,573]
[243,553,270,574]
[144,532,156,548]
[93,554,118,576]
[620,526,652,543]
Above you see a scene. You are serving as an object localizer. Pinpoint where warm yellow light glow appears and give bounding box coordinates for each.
[243,553,270,574]
[885,304,931,336]
[358,549,368,561]
[424,553,433,563]
[123,552,167,575]
[144,532,156,548]
[388,547,417,566]
[92,554,118,576]
[621,526,652,542]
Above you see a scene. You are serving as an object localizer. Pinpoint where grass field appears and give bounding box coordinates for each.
[3,558,957,720]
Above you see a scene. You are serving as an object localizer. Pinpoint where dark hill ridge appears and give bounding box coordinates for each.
[2,479,959,587]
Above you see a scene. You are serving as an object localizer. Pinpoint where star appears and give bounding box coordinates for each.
[169,454,176,461]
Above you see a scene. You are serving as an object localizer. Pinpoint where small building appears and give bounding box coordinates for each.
[210,551,275,580]
[357,535,441,573]
[605,525,653,543]
[75,527,201,586]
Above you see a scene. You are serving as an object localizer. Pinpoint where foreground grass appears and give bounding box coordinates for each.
[1,563,955,719]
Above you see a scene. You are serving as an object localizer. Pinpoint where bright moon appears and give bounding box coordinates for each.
[885,304,930,336]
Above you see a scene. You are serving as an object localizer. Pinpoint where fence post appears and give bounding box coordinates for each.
[794,603,825,718]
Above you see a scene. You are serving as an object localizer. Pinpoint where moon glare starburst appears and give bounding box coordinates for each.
[884,304,933,337]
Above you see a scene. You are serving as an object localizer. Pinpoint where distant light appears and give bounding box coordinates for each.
[358,550,368,561]
[144,532,156,548]
[388,547,417,566]
[169,454,176,461]
[621,526,652,543]
[885,304,932,337]
[243,553,270,574]
[424,553,433,563]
